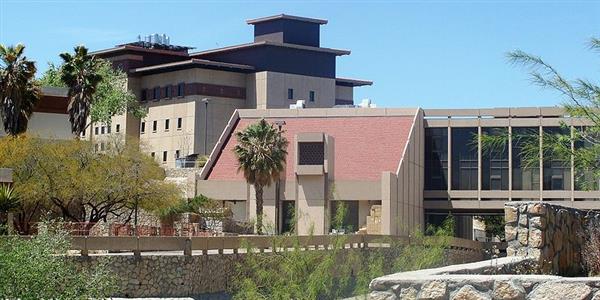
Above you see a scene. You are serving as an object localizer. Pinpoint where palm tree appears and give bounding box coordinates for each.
[233,119,288,234]
[59,45,102,136]
[0,44,40,136]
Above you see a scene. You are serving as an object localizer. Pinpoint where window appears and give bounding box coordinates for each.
[165,86,171,99]
[162,151,167,163]
[140,122,145,134]
[153,87,160,100]
[177,83,185,97]
[309,91,315,102]
[141,89,147,102]
[165,119,170,131]
[177,118,182,130]
[107,125,111,134]
[101,126,105,134]
[451,127,478,190]
[425,128,448,190]
[175,150,180,158]
[543,127,571,190]
[288,88,294,100]
[152,121,157,132]
[151,152,155,158]
[481,128,509,190]
[94,127,99,135]
[298,142,324,165]
[512,127,540,190]
[81,130,86,137]
[100,142,105,151]
[116,124,120,133]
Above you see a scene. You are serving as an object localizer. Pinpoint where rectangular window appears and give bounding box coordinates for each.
[543,127,571,190]
[116,124,120,133]
[574,126,598,190]
[101,126,105,134]
[451,127,478,190]
[178,83,185,97]
[425,128,448,190]
[141,122,145,134]
[177,118,182,130]
[288,88,294,100]
[175,150,180,158]
[107,125,111,134]
[152,121,157,132]
[512,127,540,190]
[162,151,167,162]
[100,142,105,151]
[153,87,160,100]
[165,119,170,131]
[298,142,325,165]
[94,127,99,135]
[141,89,147,102]
[309,91,315,102]
[151,152,155,158]
[481,128,509,190]
[165,86,171,99]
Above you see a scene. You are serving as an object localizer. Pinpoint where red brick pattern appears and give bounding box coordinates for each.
[207,116,415,181]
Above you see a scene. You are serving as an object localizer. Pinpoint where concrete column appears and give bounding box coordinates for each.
[296,175,326,235]
[381,172,398,235]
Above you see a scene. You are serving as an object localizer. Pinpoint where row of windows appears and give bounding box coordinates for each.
[150,150,181,163]
[287,88,316,102]
[93,124,121,136]
[425,127,583,191]
[141,83,186,102]
[141,118,183,134]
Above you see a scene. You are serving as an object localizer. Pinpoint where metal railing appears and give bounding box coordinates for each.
[56,234,505,257]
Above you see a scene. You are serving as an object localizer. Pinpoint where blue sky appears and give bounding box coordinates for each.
[1,1,598,108]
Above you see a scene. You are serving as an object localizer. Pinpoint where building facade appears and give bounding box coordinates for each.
[196,107,600,236]
[0,87,71,139]
[90,14,372,167]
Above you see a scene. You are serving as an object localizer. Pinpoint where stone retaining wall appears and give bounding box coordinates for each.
[369,256,600,300]
[505,202,600,275]
[74,247,484,297]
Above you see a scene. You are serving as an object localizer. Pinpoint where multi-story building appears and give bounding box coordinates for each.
[197,107,600,237]
[90,14,372,167]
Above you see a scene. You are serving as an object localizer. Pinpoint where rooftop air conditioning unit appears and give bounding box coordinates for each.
[290,100,306,109]
[358,98,376,108]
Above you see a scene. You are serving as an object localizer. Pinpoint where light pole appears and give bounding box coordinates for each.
[202,98,210,155]
[273,120,286,234]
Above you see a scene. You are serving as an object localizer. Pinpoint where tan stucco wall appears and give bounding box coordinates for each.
[335,85,353,102]
[0,112,72,139]
[247,71,336,109]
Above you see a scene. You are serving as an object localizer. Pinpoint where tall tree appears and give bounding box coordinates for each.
[59,46,102,136]
[0,44,40,136]
[233,119,288,234]
[40,59,146,126]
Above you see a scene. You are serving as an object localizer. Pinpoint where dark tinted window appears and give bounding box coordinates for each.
[177,118,182,129]
[141,122,145,133]
[481,128,509,190]
[451,127,478,190]
[153,87,160,100]
[512,127,540,190]
[165,86,171,99]
[543,127,571,190]
[162,151,167,162]
[178,83,185,97]
[165,119,170,130]
[298,142,324,165]
[309,91,315,102]
[288,88,294,100]
[152,121,157,132]
[141,89,147,101]
[425,128,448,190]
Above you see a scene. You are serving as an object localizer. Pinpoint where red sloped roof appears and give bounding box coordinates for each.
[207,114,415,182]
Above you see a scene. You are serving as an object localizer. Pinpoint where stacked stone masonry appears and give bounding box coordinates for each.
[504,202,600,276]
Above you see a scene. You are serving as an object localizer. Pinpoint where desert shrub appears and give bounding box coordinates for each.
[583,224,600,276]
[0,221,117,299]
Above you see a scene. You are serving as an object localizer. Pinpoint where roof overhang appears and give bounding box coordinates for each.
[90,45,190,58]
[190,41,350,57]
[132,59,255,75]
[336,77,373,87]
[246,14,328,25]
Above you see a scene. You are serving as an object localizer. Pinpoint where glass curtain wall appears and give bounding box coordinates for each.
[481,127,509,190]
[451,127,478,190]
[425,128,448,190]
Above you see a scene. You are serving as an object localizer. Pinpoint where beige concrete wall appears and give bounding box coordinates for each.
[382,109,424,236]
[0,112,72,139]
[141,68,246,89]
[248,71,336,109]
[297,175,327,235]
[335,85,353,102]
[194,97,245,157]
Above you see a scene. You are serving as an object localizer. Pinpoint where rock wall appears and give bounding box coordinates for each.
[73,246,484,297]
[504,202,599,276]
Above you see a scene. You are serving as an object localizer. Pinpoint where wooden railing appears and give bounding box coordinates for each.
[57,235,506,257]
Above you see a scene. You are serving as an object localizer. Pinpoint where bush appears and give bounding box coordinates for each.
[0,222,117,298]
[583,225,600,276]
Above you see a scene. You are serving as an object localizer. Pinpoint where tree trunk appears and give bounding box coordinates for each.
[255,184,263,235]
